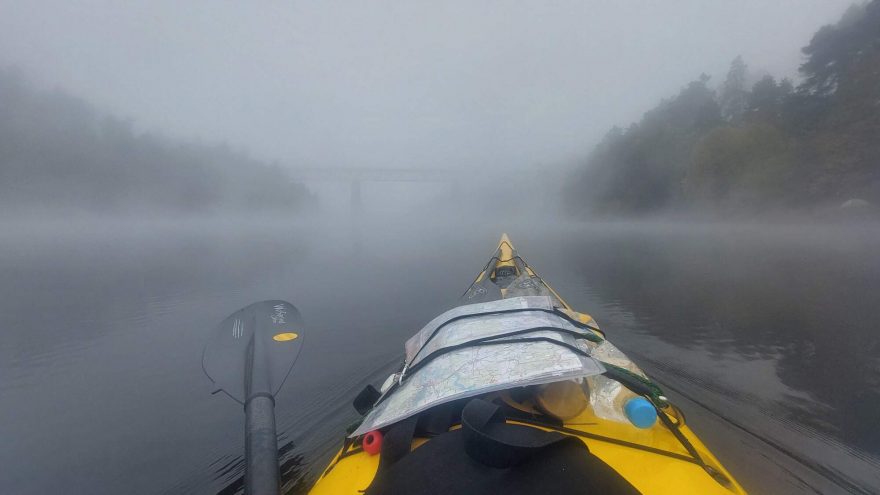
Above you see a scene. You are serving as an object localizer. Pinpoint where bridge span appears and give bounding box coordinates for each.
[288,166,465,183]
[287,165,549,212]
[288,166,469,211]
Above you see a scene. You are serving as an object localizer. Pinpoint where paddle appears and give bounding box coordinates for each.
[203,300,305,495]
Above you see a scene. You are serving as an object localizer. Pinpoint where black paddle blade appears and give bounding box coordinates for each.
[203,300,304,404]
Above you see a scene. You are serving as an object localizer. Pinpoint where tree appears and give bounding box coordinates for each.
[685,123,792,207]
[748,75,779,112]
[565,75,721,215]
[565,0,880,216]
[0,68,314,214]
[718,56,748,122]
[747,75,794,124]
[798,2,876,96]
[778,78,794,96]
[794,0,880,200]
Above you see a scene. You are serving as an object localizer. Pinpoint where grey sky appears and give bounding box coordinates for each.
[0,0,853,170]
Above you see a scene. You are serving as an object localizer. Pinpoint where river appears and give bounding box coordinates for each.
[1,217,878,494]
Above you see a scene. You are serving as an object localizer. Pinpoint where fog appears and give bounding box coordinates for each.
[2,2,880,494]
[0,0,852,175]
[2,0,869,220]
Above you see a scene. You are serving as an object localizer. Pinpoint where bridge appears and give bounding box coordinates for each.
[288,167,469,212]
[287,165,551,212]
[287,166,465,183]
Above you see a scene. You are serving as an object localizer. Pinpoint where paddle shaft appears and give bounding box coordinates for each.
[245,395,280,495]
[245,332,280,495]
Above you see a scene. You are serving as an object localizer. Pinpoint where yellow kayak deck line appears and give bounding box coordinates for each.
[310,234,746,494]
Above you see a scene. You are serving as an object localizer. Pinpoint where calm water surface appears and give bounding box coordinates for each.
[1,218,878,494]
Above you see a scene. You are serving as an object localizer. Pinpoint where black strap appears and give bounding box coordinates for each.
[375,416,418,473]
[352,385,381,416]
[416,400,459,436]
[409,306,602,366]
[461,399,573,468]
[405,328,600,378]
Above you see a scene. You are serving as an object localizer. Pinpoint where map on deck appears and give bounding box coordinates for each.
[352,296,605,436]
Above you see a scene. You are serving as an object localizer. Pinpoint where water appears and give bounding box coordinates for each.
[1,218,878,494]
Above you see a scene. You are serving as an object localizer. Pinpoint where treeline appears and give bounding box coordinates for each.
[565,1,880,216]
[0,68,312,215]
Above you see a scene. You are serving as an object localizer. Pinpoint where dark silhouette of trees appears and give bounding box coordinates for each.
[564,75,720,215]
[747,75,793,124]
[719,56,749,122]
[0,68,313,215]
[799,3,875,97]
[565,1,880,216]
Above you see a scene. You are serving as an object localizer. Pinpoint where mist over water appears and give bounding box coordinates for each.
[1,212,879,494]
[2,1,879,494]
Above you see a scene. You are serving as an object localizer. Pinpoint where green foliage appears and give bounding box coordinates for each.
[799,2,875,96]
[747,75,794,124]
[686,123,793,207]
[565,75,721,215]
[796,1,880,200]
[566,0,880,216]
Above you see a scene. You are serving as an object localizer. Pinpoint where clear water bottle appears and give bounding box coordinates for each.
[586,341,657,428]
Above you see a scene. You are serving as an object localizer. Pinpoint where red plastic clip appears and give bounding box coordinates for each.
[362,430,383,455]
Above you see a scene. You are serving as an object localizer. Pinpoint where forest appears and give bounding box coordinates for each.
[565,1,880,217]
[0,68,313,216]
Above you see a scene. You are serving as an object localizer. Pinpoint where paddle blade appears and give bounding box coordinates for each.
[203,300,304,404]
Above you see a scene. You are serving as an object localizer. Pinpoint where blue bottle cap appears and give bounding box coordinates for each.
[624,397,657,429]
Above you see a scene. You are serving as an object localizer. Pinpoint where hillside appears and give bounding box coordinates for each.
[0,69,312,216]
[565,1,880,217]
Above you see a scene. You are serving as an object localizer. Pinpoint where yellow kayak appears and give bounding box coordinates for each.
[309,234,746,494]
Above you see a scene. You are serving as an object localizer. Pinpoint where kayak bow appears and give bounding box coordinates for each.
[309,234,745,494]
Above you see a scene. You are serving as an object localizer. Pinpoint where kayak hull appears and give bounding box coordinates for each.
[309,235,746,494]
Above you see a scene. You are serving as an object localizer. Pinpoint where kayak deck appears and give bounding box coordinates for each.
[309,235,745,494]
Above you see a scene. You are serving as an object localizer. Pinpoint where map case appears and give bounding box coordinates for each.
[352,296,605,436]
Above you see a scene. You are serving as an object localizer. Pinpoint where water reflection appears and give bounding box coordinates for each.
[546,222,880,493]
[1,219,878,494]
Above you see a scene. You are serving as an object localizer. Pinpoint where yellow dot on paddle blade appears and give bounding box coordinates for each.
[273,332,298,342]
